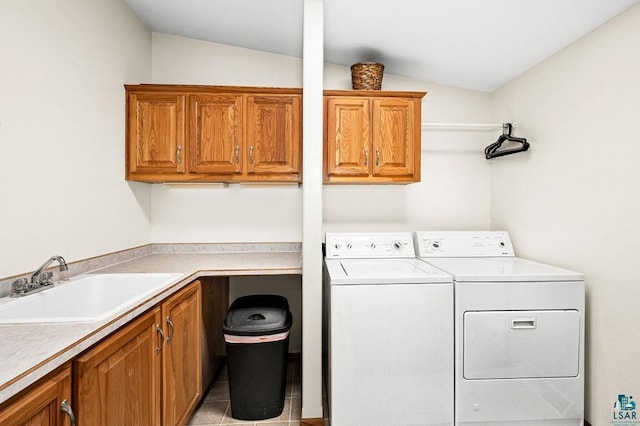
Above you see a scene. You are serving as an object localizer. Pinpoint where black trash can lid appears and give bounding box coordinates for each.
[229,294,290,311]
[223,295,292,336]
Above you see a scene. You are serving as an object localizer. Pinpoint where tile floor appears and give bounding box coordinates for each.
[189,357,320,426]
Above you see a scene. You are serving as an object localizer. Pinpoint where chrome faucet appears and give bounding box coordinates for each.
[31,255,68,284]
[11,255,68,297]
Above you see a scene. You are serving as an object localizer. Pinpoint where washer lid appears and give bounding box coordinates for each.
[326,258,452,285]
[423,257,583,282]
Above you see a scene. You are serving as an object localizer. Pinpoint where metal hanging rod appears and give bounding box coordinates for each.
[422,122,517,131]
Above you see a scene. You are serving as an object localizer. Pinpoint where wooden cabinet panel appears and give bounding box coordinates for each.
[325,97,370,177]
[0,364,72,426]
[372,98,417,178]
[200,276,229,393]
[125,85,302,182]
[73,308,162,426]
[127,93,186,176]
[189,94,242,175]
[245,95,301,176]
[162,281,202,426]
[324,90,425,184]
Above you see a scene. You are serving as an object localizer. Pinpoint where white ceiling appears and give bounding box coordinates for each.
[124,0,639,92]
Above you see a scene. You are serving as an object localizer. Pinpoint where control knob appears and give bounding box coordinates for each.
[392,241,403,250]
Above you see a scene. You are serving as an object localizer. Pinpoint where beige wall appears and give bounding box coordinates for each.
[491,5,640,424]
[0,0,152,278]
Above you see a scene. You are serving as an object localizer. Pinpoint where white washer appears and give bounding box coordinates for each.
[324,232,454,426]
[414,231,585,426]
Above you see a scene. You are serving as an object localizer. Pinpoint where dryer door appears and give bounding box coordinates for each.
[464,310,580,379]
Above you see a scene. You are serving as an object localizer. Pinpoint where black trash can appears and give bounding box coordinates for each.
[223,294,293,420]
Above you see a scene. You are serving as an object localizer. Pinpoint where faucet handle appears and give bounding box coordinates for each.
[39,272,54,285]
[11,278,29,295]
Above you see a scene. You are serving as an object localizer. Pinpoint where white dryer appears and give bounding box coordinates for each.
[324,232,454,426]
[414,231,585,426]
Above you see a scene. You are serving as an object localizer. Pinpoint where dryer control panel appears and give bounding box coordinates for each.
[414,231,515,257]
[325,232,415,259]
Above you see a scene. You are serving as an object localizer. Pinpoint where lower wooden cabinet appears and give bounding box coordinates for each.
[162,280,202,426]
[74,280,203,426]
[0,363,73,426]
[74,307,162,425]
[0,279,228,426]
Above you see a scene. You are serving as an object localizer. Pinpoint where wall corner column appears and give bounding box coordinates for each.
[301,0,324,420]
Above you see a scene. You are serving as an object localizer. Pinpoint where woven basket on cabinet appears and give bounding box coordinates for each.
[351,62,384,90]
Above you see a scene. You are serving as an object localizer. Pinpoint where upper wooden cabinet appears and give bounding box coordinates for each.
[189,93,242,176]
[325,97,371,177]
[126,85,302,183]
[127,92,186,175]
[324,90,425,184]
[245,94,301,176]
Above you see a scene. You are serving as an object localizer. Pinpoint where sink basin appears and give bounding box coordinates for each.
[0,273,184,324]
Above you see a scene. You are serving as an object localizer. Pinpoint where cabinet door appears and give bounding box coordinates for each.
[245,95,301,178]
[325,97,371,178]
[189,94,243,175]
[162,281,202,426]
[74,308,162,425]
[371,98,418,179]
[0,364,73,426]
[127,93,186,175]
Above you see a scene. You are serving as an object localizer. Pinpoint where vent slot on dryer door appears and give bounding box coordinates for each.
[464,310,580,380]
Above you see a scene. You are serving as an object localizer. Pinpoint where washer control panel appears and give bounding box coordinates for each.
[325,232,415,259]
[414,231,515,257]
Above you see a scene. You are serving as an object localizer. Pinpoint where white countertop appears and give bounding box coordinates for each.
[0,249,301,404]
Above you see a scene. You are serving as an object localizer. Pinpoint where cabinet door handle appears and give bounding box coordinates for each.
[375,148,380,166]
[156,324,165,353]
[364,147,369,166]
[166,316,175,343]
[176,145,183,165]
[61,399,76,426]
[234,145,240,165]
[249,146,254,165]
